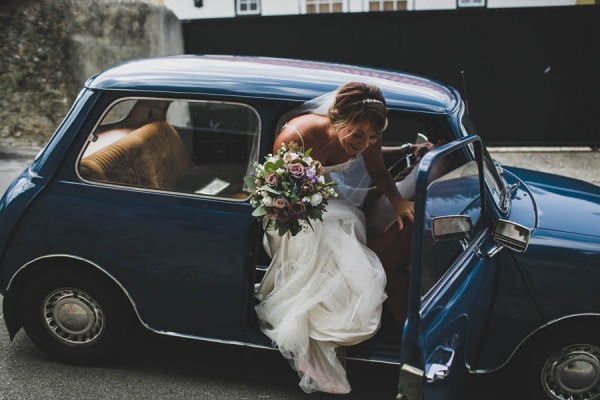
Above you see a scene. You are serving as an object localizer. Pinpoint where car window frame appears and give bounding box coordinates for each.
[74,95,262,203]
[458,106,508,214]
[414,136,488,303]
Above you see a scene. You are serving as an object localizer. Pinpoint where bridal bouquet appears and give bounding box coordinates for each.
[244,141,337,237]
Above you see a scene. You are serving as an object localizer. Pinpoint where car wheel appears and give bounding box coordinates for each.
[515,332,600,400]
[21,268,133,364]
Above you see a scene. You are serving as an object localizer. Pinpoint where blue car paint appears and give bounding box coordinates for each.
[86,55,459,115]
[0,56,598,397]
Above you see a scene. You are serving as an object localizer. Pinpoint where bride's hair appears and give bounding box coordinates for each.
[328,82,388,134]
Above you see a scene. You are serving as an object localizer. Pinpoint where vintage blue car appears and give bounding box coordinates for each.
[1,55,599,400]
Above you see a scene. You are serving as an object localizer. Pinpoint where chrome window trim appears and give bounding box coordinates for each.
[74,96,261,203]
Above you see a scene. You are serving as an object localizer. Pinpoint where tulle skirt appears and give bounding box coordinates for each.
[255,198,387,394]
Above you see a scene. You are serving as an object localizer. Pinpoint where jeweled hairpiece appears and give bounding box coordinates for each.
[351,98,384,106]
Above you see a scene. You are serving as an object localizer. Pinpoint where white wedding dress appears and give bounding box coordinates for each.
[254,154,387,394]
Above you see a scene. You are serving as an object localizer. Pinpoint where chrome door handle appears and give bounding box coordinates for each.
[425,346,455,383]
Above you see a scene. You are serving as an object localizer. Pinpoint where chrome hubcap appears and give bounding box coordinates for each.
[542,344,600,400]
[43,288,105,345]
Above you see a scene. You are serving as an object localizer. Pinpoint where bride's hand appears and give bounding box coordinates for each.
[394,198,414,230]
[409,142,434,161]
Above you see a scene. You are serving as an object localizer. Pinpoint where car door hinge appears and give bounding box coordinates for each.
[397,363,424,400]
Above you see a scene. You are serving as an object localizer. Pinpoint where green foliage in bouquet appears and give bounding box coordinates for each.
[244,142,337,236]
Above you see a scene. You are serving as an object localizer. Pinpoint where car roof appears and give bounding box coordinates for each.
[86,55,459,114]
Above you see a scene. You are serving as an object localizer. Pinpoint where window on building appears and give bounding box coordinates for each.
[368,0,407,11]
[457,0,486,7]
[306,0,344,14]
[237,0,261,15]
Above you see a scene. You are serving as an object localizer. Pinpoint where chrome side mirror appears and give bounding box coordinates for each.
[432,215,472,242]
[492,219,531,253]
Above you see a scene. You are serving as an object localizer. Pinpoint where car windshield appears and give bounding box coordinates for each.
[461,113,507,210]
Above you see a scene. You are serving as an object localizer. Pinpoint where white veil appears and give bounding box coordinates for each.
[275,90,373,208]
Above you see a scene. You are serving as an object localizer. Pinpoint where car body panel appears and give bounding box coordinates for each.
[86,55,459,114]
[0,55,598,399]
[505,167,600,238]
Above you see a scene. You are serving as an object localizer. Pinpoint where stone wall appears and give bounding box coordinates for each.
[0,0,183,148]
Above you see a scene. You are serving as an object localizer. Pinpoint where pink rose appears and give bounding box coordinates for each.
[274,198,289,209]
[265,173,279,186]
[288,163,305,179]
[289,201,306,216]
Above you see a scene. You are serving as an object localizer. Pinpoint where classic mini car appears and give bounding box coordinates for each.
[1,55,599,400]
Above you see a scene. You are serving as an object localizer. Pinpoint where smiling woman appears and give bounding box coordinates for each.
[254,81,425,394]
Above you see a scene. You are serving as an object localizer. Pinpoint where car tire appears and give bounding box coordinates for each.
[20,267,133,364]
[513,330,600,400]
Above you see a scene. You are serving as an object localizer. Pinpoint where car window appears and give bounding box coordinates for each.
[420,150,484,297]
[461,113,506,209]
[382,111,450,146]
[77,98,260,201]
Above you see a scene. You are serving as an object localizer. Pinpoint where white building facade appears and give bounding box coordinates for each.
[164,0,588,20]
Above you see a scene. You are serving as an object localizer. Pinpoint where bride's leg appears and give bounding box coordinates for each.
[367,220,412,327]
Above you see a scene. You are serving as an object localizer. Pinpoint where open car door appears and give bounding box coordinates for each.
[397,135,497,400]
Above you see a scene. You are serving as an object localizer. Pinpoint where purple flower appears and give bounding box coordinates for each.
[265,173,279,186]
[276,210,290,222]
[288,163,305,179]
[289,201,306,216]
[301,181,315,195]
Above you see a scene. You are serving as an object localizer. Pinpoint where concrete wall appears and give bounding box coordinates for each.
[0,0,183,147]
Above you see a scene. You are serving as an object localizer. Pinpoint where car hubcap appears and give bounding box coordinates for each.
[43,288,105,345]
[542,344,600,400]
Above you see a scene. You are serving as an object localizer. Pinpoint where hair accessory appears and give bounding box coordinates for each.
[351,98,384,106]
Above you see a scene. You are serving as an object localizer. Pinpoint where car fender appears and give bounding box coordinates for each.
[2,254,142,340]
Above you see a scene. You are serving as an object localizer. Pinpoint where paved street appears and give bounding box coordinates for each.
[0,145,598,399]
[0,294,398,399]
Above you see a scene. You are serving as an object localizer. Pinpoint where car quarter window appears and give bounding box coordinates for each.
[77,98,260,200]
[420,149,484,297]
[461,113,505,209]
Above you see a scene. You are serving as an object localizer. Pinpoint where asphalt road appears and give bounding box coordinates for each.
[0,145,598,399]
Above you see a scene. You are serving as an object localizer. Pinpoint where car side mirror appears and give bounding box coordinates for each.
[432,215,472,242]
[492,219,531,253]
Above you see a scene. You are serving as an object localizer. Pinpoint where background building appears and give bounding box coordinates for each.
[164,0,596,19]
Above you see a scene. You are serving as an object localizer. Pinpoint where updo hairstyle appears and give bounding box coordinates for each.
[328,82,388,134]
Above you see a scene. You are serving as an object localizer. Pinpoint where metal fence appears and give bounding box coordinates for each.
[183,6,600,146]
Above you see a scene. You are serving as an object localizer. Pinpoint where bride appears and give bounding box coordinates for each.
[254,82,428,394]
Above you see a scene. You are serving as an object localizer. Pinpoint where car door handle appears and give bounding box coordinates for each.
[425,346,455,383]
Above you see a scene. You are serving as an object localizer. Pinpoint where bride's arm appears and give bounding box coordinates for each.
[364,140,414,230]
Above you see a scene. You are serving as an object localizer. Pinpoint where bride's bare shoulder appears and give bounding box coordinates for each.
[276,114,330,149]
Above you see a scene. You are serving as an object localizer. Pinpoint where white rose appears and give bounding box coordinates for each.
[262,196,274,206]
[283,152,299,163]
[276,168,285,175]
[310,193,323,206]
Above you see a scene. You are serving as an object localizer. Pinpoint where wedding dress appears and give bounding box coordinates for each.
[254,116,388,394]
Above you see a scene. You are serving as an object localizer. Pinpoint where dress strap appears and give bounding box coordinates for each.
[282,123,305,149]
